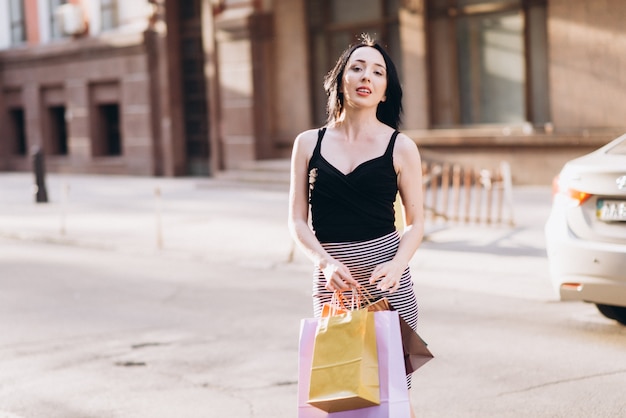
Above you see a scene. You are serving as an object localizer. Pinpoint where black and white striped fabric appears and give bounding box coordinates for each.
[311,230,419,388]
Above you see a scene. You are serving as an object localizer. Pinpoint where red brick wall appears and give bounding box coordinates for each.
[24,0,40,44]
[0,34,156,175]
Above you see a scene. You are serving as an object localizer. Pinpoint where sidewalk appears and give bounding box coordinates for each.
[0,171,553,260]
[0,172,296,267]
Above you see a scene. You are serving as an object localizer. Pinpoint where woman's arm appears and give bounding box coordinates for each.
[287,130,359,291]
[394,133,425,263]
[370,133,425,292]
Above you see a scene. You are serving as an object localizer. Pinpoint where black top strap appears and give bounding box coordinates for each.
[383,131,400,157]
[311,128,327,161]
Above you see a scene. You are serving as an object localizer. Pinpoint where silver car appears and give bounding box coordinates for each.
[545,133,626,325]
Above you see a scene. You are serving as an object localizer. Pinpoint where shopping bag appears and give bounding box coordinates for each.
[308,307,380,412]
[298,310,411,418]
[400,319,434,374]
[366,296,434,374]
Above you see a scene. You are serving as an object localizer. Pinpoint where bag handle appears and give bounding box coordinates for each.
[324,286,382,317]
[333,287,377,311]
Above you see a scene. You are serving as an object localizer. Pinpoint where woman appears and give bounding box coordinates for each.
[288,35,424,417]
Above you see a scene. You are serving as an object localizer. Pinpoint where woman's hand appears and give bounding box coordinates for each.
[369,261,405,293]
[321,259,359,292]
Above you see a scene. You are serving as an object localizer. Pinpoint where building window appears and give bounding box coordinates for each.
[46,106,68,155]
[8,108,28,155]
[95,104,122,156]
[307,0,401,126]
[41,86,68,155]
[426,0,549,127]
[90,82,122,157]
[101,0,118,30]
[100,104,121,155]
[50,0,68,39]
[9,0,26,44]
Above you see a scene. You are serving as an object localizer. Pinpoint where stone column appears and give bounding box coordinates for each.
[201,0,223,174]
[161,0,188,176]
[214,7,257,169]
[0,77,6,168]
[249,11,275,160]
[23,83,43,154]
[65,79,91,163]
[398,2,429,130]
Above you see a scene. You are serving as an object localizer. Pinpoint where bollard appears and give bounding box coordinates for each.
[155,186,163,250]
[60,182,70,235]
[32,146,48,203]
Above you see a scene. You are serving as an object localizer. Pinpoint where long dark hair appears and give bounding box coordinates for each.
[323,35,403,129]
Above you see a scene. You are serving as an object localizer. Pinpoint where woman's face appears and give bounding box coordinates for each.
[341,46,388,110]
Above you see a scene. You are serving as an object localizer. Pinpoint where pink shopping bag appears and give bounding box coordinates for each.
[297,310,411,418]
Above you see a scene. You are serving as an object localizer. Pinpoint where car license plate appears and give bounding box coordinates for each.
[597,199,626,221]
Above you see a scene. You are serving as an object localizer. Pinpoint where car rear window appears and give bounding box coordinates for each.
[606,137,626,155]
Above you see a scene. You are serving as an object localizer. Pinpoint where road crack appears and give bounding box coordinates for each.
[498,368,626,396]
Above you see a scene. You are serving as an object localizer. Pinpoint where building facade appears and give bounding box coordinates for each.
[1,0,625,183]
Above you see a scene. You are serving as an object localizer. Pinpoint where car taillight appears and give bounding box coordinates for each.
[566,189,592,205]
[552,175,593,206]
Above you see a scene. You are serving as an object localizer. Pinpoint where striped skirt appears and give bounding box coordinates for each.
[311,231,419,388]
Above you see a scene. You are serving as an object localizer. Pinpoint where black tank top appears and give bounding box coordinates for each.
[308,128,399,243]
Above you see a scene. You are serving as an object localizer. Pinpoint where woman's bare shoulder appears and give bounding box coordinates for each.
[393,132,421,171]
[394,132,419,154]
[294,128,321,155]
[296,128,320,143]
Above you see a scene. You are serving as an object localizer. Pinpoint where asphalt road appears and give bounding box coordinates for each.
[0,174,625,417]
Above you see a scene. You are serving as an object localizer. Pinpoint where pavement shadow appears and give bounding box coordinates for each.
[421,226,547,258]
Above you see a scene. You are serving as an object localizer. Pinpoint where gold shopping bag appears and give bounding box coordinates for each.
[308,306,380,412]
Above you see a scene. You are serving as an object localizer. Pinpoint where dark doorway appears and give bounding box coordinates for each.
[179,0,211,175]
[9,108,27,155]
[47,105,68,155]
[95,103,121,156]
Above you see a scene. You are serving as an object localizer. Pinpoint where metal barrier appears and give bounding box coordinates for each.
[420,159,515,227]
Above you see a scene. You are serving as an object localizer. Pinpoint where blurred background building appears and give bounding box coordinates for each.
[0,0,624,184]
